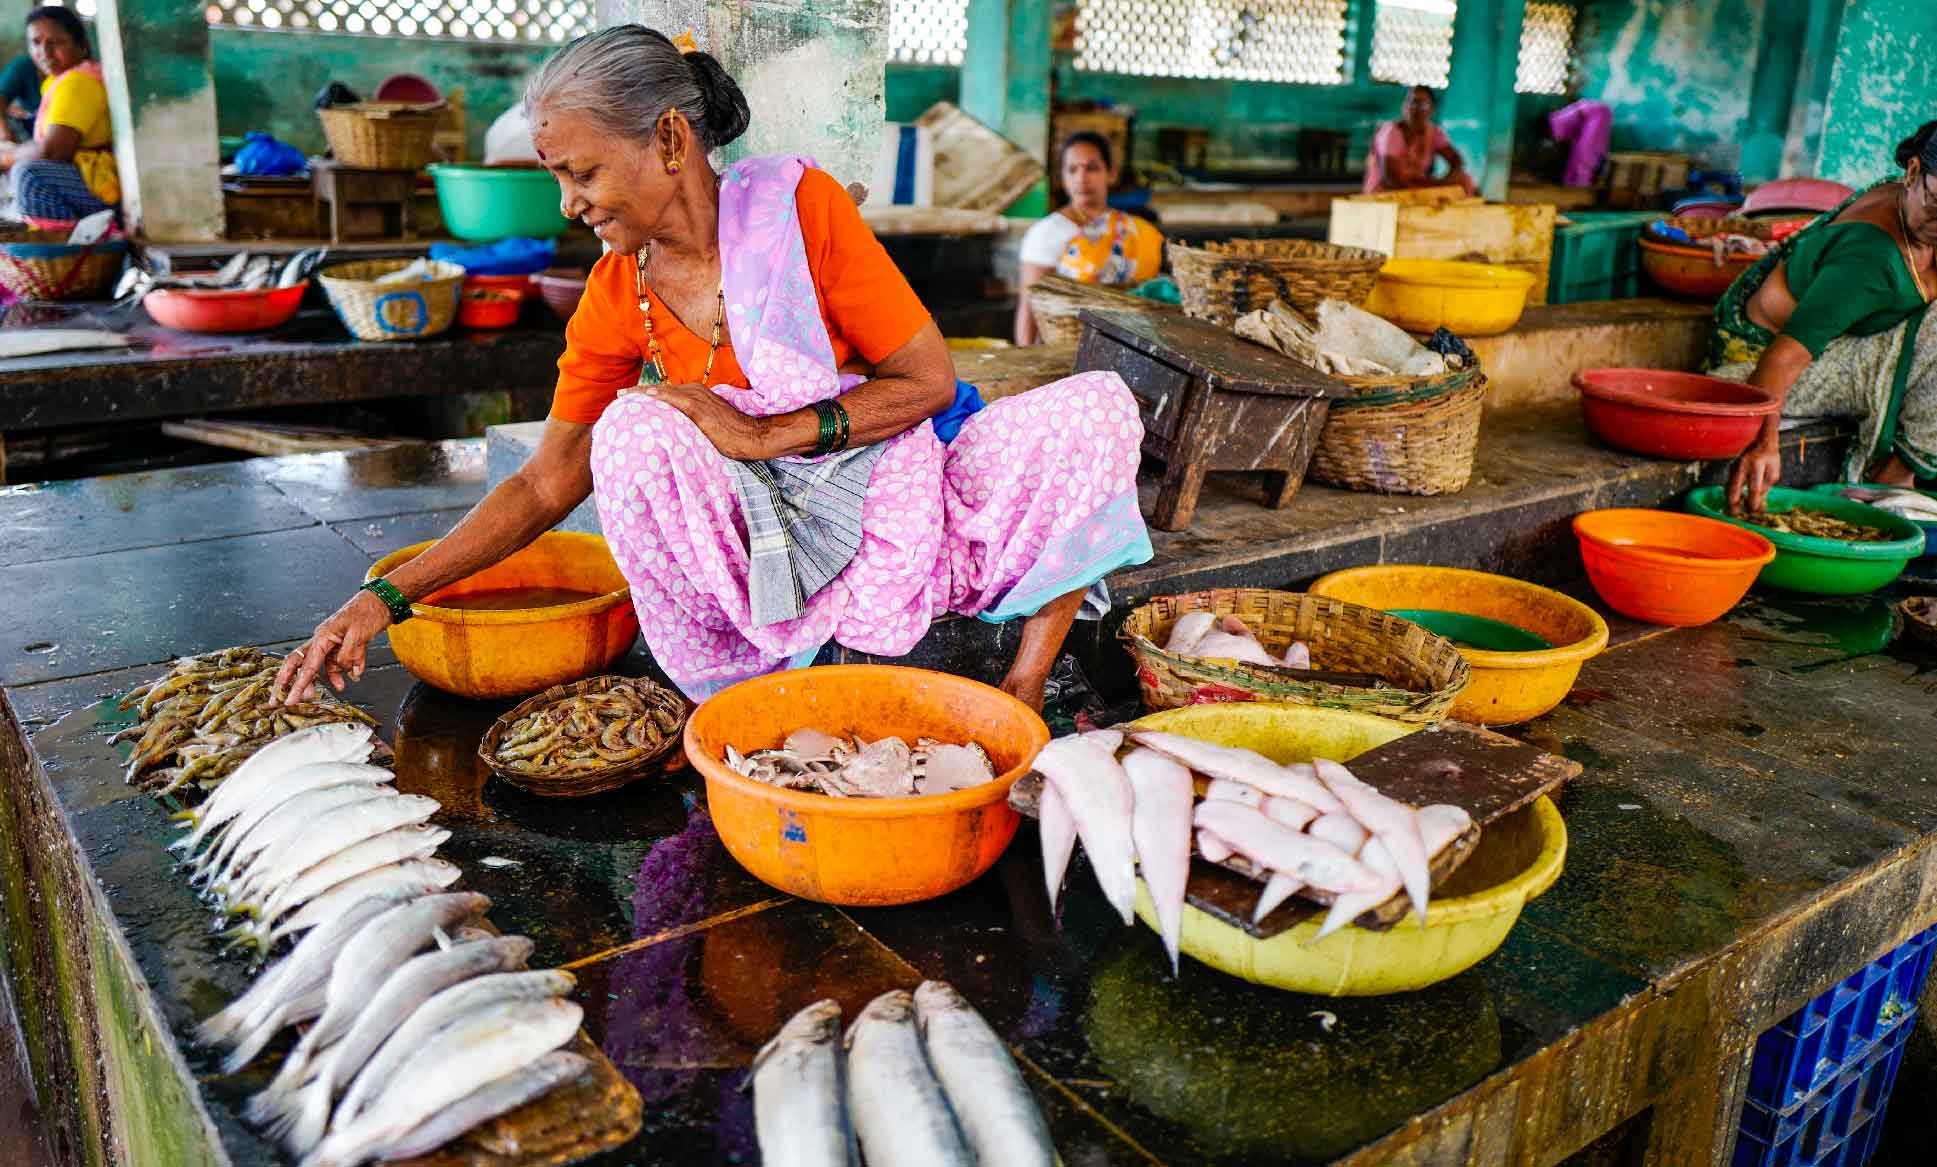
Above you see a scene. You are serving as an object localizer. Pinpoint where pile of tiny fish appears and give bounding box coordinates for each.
[1034,729,1472,972]
[1738,506,1892,543]
[111,656,597,1167]
[114,647,377,795]
[726,728,996,798]
[1164,611,1312,670]
[753,984,1054,1167]
[491,678,684,775]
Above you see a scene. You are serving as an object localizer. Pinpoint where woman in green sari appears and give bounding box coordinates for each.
[1712,122,1937,511]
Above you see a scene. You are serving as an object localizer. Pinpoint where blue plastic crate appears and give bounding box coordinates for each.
[1746,925,1937,1107]
[1733,1012,1912,1167]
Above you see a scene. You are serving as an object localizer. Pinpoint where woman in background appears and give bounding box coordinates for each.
[1013,131,1163,345]
[1364,85,1476,196]
[0,6,117,230]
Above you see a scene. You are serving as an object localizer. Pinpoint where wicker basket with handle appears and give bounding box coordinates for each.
[1170,239,1386,327]
[478,675,691,797]
[0,235,127,302]
[1027,274,1155,346]
[319,258,464,341]
[1120,589,1469,722]
[1311,378,1486,496]
[318,102,440,170]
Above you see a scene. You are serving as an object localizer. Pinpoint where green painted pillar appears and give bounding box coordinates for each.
[962,0,1049,218]
[1783,0,1844,178]
[93,0,225,241]
[1740,0,1808,183]
[599,1,887,187]
[1818,0,1937,187]
[1442,0,1526,201]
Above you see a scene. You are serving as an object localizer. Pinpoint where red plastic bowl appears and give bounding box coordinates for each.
[1742,178,1853,216]
[143,282,308,333]
[458,289,521,329]
[462,272,532,302]
[1639,238,1753,300]
[536,270,586,321]
[1573,508,1776,626]
[374,73,442,104]
[1575,368,1780,460]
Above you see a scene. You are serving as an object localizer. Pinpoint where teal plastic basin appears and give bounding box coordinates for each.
[1684,486,1923,595]
[1387,609,1554,652]
[428,165,568,242]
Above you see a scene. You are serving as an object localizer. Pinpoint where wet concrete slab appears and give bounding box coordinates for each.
[261,441,486,524]
[0,465,317,567]
[329,507,473,558]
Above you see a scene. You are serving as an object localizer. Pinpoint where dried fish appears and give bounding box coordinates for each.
[1739,506,1890,543]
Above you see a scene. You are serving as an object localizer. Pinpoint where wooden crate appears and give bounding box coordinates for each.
[915,101,1044,214]
[1328,195,1558,307]
[1600,151,1693,210]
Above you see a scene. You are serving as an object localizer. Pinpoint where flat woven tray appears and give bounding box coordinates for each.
[479,675,689,797]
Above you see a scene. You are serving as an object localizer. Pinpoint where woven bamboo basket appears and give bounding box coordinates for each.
[1312,379,1487,496]
[479,675,690,797]
[1121,589,1469,722]
[1169,239,1386,327]
[1900,596,1937,652]
[0,235,127,301]
[319,258,464,341]
[319,102,440,170]
[1028,274,1153,346]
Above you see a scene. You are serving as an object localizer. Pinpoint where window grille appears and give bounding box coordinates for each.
[890,0,969,66]
[1515,2,1575,95]
[204,0,590,41]
[1369,0,1456,89]
[1072,0,1349,86]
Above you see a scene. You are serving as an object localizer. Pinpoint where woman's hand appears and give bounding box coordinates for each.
[1728,434,1782,514]
[274,590,393,704]
[621,382,778,461]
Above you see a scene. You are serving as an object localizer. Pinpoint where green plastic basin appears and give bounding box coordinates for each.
[1684,485,1923,595]
[428,165,568,242]
[1387,609,1554,652]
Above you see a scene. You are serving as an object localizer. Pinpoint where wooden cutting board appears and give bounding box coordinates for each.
[1008,719,1578,940]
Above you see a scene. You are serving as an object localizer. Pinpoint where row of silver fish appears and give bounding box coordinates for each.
[110,665,596,1167]
[1033,728,1473,971]
[753,983,1055,1167]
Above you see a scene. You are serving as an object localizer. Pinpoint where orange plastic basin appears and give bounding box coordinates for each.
[1639,238,1755,301]
[1572,508,1775,626]
[366,531,639,699]
[685,665,1051,906]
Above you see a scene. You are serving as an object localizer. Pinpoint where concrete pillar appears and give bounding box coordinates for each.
[1817,0,1937,188]
[1442,0,1526,201]
[596,0,887,189]
[94,0,225,241]
[1740,0,1808,183]
[961,0,1049,217]
[1782,0,1844,179]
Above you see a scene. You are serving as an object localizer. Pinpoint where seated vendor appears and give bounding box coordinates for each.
[1714,121,1937,511]
[274,25,1153,711]
[1363,85,1477,197]
[1013,131,1163,346]
[0,7,118,231]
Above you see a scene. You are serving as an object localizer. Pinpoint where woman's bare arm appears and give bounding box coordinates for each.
[275,419,596,701]
[2,123,78,169]
[1727,335,1814,512]
[1015,261,1054,345]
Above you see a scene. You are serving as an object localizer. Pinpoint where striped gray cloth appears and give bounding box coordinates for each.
[728,444,887,628]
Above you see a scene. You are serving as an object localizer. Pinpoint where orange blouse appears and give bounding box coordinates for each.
[551,167,934,425]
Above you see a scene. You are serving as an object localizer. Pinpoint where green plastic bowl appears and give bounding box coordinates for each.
[428,165,568,242]
[1387,609,1554,652]
[1684,485,1923,595]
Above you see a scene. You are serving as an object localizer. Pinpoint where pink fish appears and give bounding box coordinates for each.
[1202,779,1263,808]
[1282,641,1312,669]
[1186,632,1280,667]
[1038,783,1077,913]
[1314,801,1473,938]
[1123,748,1194,974]
[1033,733,1137,924]
[1191,800,1378,894]
[1252,872,1305,924]
[1197,830,1234,864]
[1314,758,1431,924]
[1163,611,1216,655]
[1307,812,1368,856]
[1129,732,1343,814]
[1262,796,1320,832]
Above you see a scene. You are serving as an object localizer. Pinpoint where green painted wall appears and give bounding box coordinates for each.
[1818,0,1937,187]
[1572,0,1769,170]
[209,29,549,159]
[885,64,957,122]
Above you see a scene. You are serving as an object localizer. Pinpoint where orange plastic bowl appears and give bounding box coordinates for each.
[685,665,1050,906]
[462,272,533,301]
[1572,508,1776,626]
[458,289,521,329]
[143,282,307,333]
[1639,238,1755,301]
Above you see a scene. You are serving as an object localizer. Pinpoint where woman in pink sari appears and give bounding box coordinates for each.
[277,25,1151,710]
[1363,85,1476,197]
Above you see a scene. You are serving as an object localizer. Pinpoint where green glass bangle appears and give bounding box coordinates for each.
[811,400,839,456]
[360,577,414,624]
[831,399,851,451]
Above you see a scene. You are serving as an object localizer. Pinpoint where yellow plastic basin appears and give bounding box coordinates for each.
[1308,566,1608,725]
[367,531,639,700]
[1364,259,1536,336]
[1129,703,1567,996]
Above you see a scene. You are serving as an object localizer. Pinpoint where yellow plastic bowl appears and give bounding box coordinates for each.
[1308,566,1608,725]
[1129,703,1566,996]
[366,531,639,700]
[1364,259,1536,336]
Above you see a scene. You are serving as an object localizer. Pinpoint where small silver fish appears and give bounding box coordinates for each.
[912,982,1054,1167]
[374,1051,589,1161]
[753,1000,855,1167]
[197,893,396,1049]
[844,990,972,1167]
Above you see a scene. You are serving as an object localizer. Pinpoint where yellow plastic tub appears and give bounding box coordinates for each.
[1129,703,1566,996]
[367,531,639,700]
[1308,566,1608,725]
[1364,259,1536,336]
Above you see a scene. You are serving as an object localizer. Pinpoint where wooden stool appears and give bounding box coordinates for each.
[1074,307,1349,531]
[311,159,416,242]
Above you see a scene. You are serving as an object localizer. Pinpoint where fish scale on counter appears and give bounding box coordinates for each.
[108,648,613,1167]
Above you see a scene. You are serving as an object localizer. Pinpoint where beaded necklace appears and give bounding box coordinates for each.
[635,241,726,384]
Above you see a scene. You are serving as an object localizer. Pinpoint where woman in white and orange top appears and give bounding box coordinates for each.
[0,6,118,230]
[1013,132,1163,345]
